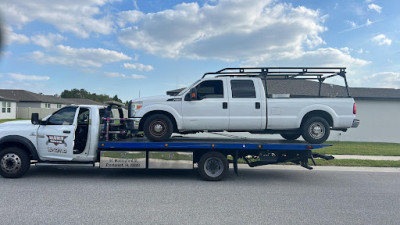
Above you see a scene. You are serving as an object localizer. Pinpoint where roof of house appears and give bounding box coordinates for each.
[0,89,102,105]
[166,80,400,100]
[0,89,70,104]
[0,95,17,101]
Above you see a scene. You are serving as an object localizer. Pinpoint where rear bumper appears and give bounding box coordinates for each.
[351,119,360,128]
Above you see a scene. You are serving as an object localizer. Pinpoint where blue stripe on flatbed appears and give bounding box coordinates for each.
[98,141,330,151]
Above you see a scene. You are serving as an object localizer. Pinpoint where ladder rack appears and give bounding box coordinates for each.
[202,67,350,97]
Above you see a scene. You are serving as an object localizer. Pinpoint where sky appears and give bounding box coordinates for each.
[0,0,399,101]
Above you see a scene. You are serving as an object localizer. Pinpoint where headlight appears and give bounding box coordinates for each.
[129,101,143,117]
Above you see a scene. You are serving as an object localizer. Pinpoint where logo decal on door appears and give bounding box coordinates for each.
[46,135,68,147]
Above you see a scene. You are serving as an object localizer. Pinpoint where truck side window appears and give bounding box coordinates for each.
[196,80,224,99]
[231,80,256,98]
[47,107,77,125]
[77,108,90,125]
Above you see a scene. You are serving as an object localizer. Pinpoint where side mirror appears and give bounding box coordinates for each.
[31,113,39,125]
[184,88,198,101]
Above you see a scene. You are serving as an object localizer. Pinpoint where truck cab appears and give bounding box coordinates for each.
[0,105,105,165]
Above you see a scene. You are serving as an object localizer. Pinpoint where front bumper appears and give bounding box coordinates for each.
[352,119,360,128]
[132,118,141,130]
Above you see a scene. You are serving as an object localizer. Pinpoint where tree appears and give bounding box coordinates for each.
[60,88,122,103]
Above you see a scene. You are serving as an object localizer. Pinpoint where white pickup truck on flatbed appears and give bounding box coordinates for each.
[129,67,359,144]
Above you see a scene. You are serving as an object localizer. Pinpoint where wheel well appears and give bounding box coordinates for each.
[301,110,333,127]
[0,142,33,160]
[139,111,178,132]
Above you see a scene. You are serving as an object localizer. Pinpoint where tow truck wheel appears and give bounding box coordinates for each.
[143,114,173,142]
[0,147,30,178]
[198,152,228,181]
[301,117,330,144]
[280,133,301,141]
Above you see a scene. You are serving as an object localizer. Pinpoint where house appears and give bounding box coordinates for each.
[0,96,17,120]
[0,89,102,119]
[166,80,400,143]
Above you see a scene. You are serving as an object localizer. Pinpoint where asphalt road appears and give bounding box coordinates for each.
[1,165,399,225]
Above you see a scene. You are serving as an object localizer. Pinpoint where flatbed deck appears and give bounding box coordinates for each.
[98,137,330,151]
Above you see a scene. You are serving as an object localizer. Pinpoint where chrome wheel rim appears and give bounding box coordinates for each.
[204,157,224,178]
[308,122,325,139]
[149,120,167,137]
[1,153,21,174]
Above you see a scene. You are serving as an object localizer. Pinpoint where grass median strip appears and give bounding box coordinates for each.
[310,158,400,167]
[315,141,400,156]
[229,156,400,167]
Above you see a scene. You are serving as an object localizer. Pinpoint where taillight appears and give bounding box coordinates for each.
[353,103,357,114]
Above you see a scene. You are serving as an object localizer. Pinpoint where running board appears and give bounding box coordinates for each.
[35,162,95,167]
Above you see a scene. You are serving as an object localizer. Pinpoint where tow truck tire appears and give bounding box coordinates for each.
[143,114,173,142]
[0,147,30,178]
[280,133,301,141]
[301,117,330,144]
[198,152,229,181]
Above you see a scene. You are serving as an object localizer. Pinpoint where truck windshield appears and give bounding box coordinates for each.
[176,79,200,96]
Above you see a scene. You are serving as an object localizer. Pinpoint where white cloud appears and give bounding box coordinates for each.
[31,33,65,48]
[368,3,382,13]
[1,0,118,38]
[3,26,30,45]
[118,0,327,61]
[372,34,392,46]
[346,20,357,28]
[29,45,132,67]
[123,63,154,71]
[104,72,128,78]
[8,73,50,81]
[104,72,146,79]
[340,19,375,33]
[131,74,146,79]
[364,72,400,88]
[366,19,372,26]
[242,47,370,67]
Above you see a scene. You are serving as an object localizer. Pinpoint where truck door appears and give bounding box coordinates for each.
[181,79,229,130]
[228,79,263,130]
[37,106,78,161]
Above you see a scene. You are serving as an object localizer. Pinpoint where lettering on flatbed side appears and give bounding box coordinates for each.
[104,158,142,168]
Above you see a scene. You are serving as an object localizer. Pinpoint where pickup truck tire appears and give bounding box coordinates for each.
[143,114,173,142]
[0,147,30,178]
[198,152,229,181]
[280,133,301,141]
[301,117,330,144]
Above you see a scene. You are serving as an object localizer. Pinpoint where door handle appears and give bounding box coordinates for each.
[255,102,260,109]
[63,130,71,134]
[223,102,228,109]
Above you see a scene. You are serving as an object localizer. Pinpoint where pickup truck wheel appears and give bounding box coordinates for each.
[301,117,330,144]
[198,152,228,181]
[0,147,30,178]
[143,114,173,142]
[280,133,301,141]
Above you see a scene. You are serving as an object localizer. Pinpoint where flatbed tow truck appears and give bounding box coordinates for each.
[0,103,333,181]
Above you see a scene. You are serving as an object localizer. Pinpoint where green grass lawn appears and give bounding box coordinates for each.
[310,158,400,167]
[315,141,400,156]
